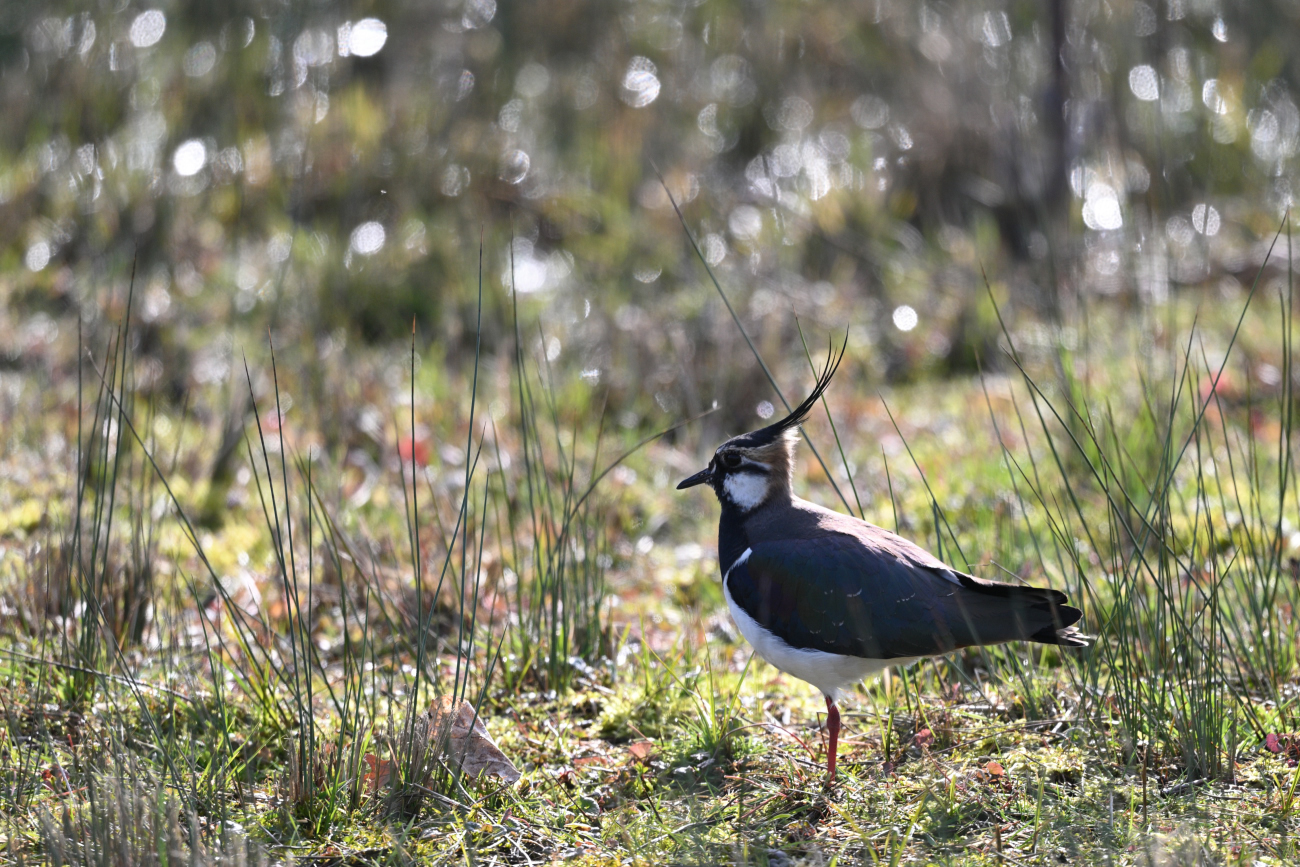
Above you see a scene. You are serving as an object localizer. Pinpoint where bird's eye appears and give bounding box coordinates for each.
[721,452,742,469]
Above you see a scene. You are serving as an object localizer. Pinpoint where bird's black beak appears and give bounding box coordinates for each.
[676,466,713,490]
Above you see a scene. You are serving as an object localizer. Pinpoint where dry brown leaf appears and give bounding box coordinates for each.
[627,742,655,762]
[429,695,521,783]
[362,753,394,794]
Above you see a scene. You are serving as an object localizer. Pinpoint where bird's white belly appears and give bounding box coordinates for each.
[722,567,919,701]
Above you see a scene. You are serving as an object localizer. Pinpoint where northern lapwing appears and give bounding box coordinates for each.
[677,344,1087,780]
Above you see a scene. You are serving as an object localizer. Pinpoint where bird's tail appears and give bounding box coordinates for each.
[1029,618,1091,647]
[954,572,1090,648]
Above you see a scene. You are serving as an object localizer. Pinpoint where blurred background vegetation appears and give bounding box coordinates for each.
[1,0,1297,431]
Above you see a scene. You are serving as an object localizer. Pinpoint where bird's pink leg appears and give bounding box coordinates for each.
[825,695,840,781]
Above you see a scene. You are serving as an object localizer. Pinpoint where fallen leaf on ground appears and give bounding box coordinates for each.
[429,696,521,783]
[627,742,655,761]
[363,753,394,794]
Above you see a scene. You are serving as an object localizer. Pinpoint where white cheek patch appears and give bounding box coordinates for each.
[723,472,769,512]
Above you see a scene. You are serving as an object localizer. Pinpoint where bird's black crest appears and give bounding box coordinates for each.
[738,332,848,446]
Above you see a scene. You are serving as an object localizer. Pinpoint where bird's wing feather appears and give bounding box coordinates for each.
[726,533,1082,659]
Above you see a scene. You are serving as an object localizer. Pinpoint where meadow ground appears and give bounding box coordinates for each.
[0,262,1298,866]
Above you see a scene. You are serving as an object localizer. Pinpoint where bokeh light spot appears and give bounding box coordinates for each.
[1192,204,1221,236]
[621,57,660,108]
[703,233,726,265]
[1128,65,1159,102]
[347,19,387,57]
[173,139,207,176]
[130,10,166,48]
[183,42,217,77]
[851,94,890,130]
[25,242,51,272]
[441,165,470,197]
[1083,183,1124,230]
[1202,80,1228,115]
[893,305,918,332]
[350,222,386,256]
[728,205,763,241]
[294,29,334,68]
[515,62,550,97]
[500,150,530,184]
[462,0,497,30]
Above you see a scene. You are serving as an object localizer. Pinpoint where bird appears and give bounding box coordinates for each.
[676,342,1087,780]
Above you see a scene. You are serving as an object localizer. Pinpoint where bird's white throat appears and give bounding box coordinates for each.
[723,472,769,512]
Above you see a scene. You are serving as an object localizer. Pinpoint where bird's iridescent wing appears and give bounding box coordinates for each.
[726,533,1082,659]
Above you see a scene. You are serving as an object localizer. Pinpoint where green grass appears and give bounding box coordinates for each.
[1,249,1300,864]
